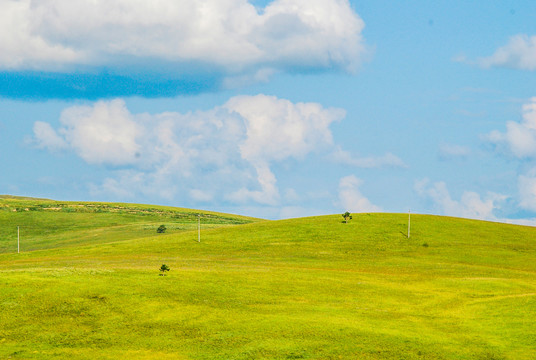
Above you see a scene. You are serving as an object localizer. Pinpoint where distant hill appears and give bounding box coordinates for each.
[0,194,52,200]
[0,197,260,253]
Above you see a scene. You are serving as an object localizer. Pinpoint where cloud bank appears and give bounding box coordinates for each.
[34,95,405,211]
[1,0,367,98]
[34,95,351,207]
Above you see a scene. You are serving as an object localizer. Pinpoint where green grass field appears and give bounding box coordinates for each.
[0,197,535,359]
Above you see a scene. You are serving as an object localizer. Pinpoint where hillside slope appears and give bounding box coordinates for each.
[0,210,535,359]
[0,197,259,253]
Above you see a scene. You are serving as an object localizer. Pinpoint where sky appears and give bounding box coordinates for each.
[1,0,536,223]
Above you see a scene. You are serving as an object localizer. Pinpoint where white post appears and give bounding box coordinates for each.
[198,214,200,243]
[17,226,20,253]
[407,210,411,239]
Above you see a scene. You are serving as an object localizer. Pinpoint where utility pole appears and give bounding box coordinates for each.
[17,226,20,253]
[407,210,411,239]
[198,214,201,243]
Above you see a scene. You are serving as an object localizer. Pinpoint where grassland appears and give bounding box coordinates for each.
[0,197,535,359]
[0,196,257,253]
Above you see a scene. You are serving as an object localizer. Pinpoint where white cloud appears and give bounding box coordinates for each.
[486,97,536,158]
[330,146,407,168]
[0,0,367,78]
[438,143,471,160]
[415,179,506,221]
[33,121,67,150]
[338,175,381,213]
[225,94,346,205]
[35,95,345,206]
[518,169,536,212]
[91,170,178,200]
[34,95,406,212]
[34,100,144,165]
[478,34,536,70]
[0,1,81,70]
[482,98,536,220]
[226,162,280,205]
[60,99,143,165]
[225,94,344,163]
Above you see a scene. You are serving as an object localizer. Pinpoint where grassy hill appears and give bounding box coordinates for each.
[0,197,258,253]
[0,199,535,359]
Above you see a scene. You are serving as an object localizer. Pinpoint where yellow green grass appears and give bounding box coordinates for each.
[0,196,257,253]
[0,198,535,359]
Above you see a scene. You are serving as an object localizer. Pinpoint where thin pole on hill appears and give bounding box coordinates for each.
[198,214,201,243]
[407,210,411,239]
[17,226,20,253]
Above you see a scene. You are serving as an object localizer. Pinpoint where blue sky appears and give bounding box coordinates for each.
[2,0,536,223]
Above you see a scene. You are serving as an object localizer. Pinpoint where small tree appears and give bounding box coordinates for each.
[159,264,170,276]
[342,211,352,223]
[157,224,166,233]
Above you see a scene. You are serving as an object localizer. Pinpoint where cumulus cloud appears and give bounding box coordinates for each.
[34,99,143,165]
[226,95,344,163]
[225,94,345,205]
[485,97,536,158]
[34,95,346,206]
[337,175,381,213]
[415,179,506,221]
[61,99,143,165]
[477,34,536,70]
[0,0,366,79]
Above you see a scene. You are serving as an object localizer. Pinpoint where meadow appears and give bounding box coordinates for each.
[0,196,535,359]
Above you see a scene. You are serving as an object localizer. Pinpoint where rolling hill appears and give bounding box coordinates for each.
[0,197,535,359]
[0,196,258,253]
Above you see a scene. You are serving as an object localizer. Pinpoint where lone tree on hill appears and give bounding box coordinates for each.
[157,224,166,233]
[342,211,352,223]
[159,264,170,276]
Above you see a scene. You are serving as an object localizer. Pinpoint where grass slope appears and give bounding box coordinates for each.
[0,198,258,253]
[0,204,535,359]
